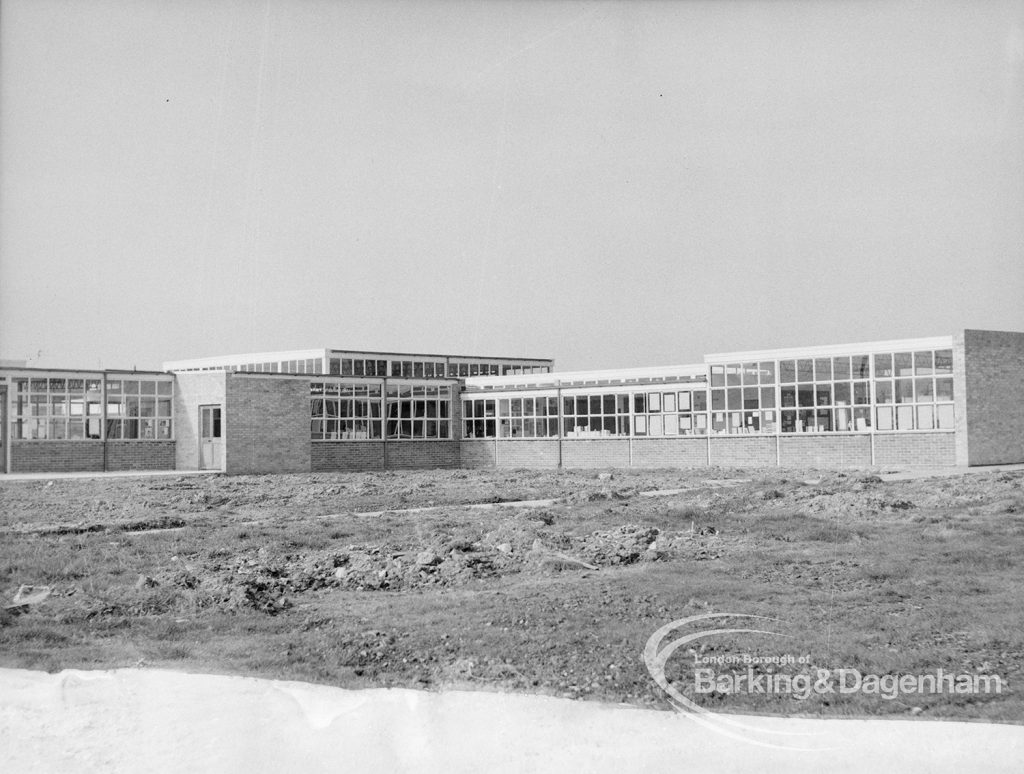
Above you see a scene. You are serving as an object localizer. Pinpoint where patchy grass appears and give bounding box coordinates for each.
[1,466,1023,722]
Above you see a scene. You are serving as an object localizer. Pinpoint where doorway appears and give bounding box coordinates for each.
[199,404,223,470]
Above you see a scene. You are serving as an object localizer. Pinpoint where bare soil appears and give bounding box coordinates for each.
[1,466,1022,722]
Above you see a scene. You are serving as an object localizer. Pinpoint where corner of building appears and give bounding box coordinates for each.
[958,329,1024,466]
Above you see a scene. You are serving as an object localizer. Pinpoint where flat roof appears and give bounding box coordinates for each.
[329,349,552,363]
[164,347,553,371]
[0,367,171,377]
[704,335,955,363]
[465,363,707,391]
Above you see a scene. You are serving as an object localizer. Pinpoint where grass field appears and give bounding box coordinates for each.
[1,466,1022,722]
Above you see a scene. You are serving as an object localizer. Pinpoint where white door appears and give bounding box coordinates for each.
[199,405,223,470]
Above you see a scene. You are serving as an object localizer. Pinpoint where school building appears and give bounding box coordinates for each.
[1,330,1021,474]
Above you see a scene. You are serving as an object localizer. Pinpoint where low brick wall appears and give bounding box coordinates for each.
[631,437,708,467]
[709,436,777,466]
[874,432,956,467]
[311,442,386,472]
[9,441,105,473]
[778,435,872,467]
[9,441,176,473]
[386,441,459,470]
[460,440,496,468]
[105,441,176,471]
[495,439,560,468]
[561,439,630,468]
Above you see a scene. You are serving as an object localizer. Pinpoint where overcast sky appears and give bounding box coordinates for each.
[2,0,1022,372]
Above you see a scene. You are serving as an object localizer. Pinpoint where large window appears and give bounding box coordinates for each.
[710,362,777,434]
[778,355,871,433]
[498,396,558,438]
[311,382,382,439]
[12,376,172,440]
[106,379,174,439]
[563,393,628,437]
[466,386,711,439]
[463,399,497,438]
[13,377,102,440]
[386,385,451,439]
[873,349,954,431]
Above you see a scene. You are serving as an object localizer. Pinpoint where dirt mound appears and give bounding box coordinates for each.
[149,521,722,613]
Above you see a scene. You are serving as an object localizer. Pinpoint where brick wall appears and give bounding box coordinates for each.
[561,439,630,468]
[9,441,104,473]
[958,329,1024,465]
[709,436,777,466]
[311,442,385,472]
[631,437,708,467]
[874,432,956,467]
[172,372,226,471]
[105,441,176,471]
[225,376,311,474]
[459,440,496,468]
[386,441,460,469]
[778,435,872,467]
[495,439,560,468]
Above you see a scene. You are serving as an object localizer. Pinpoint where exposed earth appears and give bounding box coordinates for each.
[1,465,1023,724]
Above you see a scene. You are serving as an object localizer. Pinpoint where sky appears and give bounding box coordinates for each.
[2,0,1023,372]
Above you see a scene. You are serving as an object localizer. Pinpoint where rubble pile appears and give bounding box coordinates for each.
[155,521,724,613]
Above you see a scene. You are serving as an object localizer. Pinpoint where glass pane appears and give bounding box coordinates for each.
[915,378,934,401]
[797,359,813,382]
[916,405,934,430]
[760,386,775,409]
[914,351,934,375]
[853,407,872,431]
[779,360,796,383]
[894,352,913,377]
[833,382,851,405]
[798,385,814,408]
[895,379,914,404]
[936,403,955,429]
[814,358,831,381]
[663,392,677,413]
[875,380,893,404]
[678,392,691,411]
[759,361,776,384]
[896,405,915,430]
[693,392,707,412]
[874,353,893,378]
[876,407,893,431]
[934,349,953,375]
[832,357,850,380]
[853,381,870,405]
[935,378,954,401]
[710,366,725,387]
[727,388,741,410]
[649,415,664,436]
[852,355,871,379]
[649,393,662,412]
[742,387,758,409]
[726,365,741,386]
[711,390,725,411]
